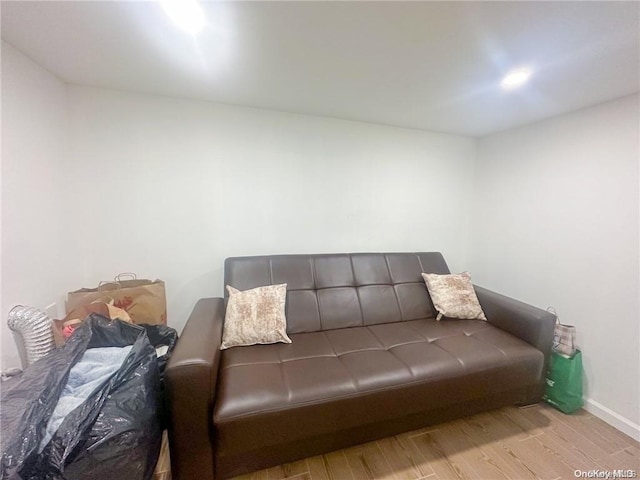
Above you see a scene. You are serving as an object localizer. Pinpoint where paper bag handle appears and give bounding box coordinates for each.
[98,281,120,292]
[115,273,137,282]
[547,306,576,328]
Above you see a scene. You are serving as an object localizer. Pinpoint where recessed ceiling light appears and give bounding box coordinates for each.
[161,0,205,35]
[501,68,532,89]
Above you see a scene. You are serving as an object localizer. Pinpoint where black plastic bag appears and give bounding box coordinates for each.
[138,323,177,381]
[138,324,178,430]
[1,315,162,480]
[1,327,90,479]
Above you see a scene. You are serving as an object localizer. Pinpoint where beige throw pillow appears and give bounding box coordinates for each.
[421,272,487,321]
[221,284,291,350]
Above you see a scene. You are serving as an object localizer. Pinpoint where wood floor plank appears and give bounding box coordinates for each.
[266,459,308,479]
[285,475,311,480]
[343,441,397,480]
[376,436,424,480]
[405,424,442,438]
[228,405,640,480]
[535,411,626,470]
[500,405,550,437]
[411,431,470,480]
[324,450,355,480]
[609,447,640,470]
[425,422,497,480]
[532,426,604,472]
[233,469,270,480]
[475,439,541,480]
[153,430,171,479]
[343,445,374,479]
[230,474,252,480]
[540,404,636,454]
[495,435,579,480]
[625,443,640,457]
[438,420,527,480]
[395,431,436,478]
[585,415,639,450]
[458,416,543,480]
[363,441,397,479]
[479,441,542,479]
[306,456,331,480]
[463,409,533,443]
[256,470,272,480]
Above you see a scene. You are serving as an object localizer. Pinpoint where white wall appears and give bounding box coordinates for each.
[5,45,637,442]
[1,42,80,369]
[470,94,640,437]
[65,86,477,342]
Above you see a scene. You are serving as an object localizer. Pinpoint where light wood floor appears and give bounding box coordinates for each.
[153,430,171,480]
[231,403,639,480]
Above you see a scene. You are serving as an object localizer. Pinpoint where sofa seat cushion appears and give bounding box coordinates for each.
[213,318,543,457]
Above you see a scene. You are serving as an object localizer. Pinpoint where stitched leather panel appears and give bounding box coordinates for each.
[358,285,403,325]
[285,290,321,333]
[215,318,543,422]
[224,252,448,333]
[271,256,315,290]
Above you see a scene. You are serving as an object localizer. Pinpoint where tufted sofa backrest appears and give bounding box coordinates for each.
[224,252,450,334]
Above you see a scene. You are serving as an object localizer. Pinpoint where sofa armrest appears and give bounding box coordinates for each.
[475,286,556,400]
[166,298,225,480]
[475,286,556,354]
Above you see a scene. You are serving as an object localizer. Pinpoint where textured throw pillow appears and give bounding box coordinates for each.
[221,284,291,350]
[421,272,487,321]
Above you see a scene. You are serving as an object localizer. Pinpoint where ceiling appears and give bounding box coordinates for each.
[2,1,638,137]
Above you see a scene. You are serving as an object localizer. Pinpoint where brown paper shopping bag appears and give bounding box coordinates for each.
[53,300,132,346]
[66,273,167,326]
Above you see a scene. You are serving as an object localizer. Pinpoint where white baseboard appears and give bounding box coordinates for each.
[584,398,640,442]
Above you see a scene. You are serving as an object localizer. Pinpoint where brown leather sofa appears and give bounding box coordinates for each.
[166,252,556,479]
